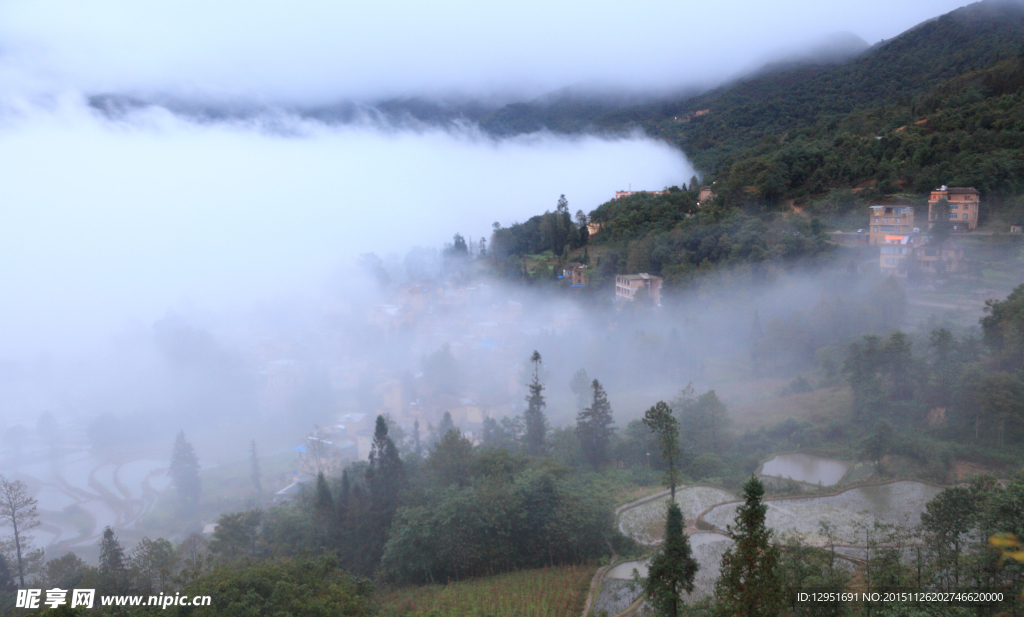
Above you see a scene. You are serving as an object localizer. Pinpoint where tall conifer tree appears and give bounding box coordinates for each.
[361,415,405,572]
[524,351,547,455]
[249,440,262,502]
[99,526,127,594]
[644,502,698,617]
[576,379,615,467]
[643,401,681,499]
[715,476,785,617]
[169,431,201,505]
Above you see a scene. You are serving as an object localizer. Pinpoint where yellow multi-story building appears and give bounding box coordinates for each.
[868,205,915,245]
[928,186,980,231]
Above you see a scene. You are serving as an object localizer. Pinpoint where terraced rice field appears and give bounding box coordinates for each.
[606,477,940,611]
[618,486,735,544]
[601,534,733,606]
[702,481,942,546]
[8,451,172,552]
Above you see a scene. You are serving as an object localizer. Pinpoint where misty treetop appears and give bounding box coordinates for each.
[715,476,785,617]
[523,350,548,456]
[169,430,201,506]
[575,378,615,468]
[642,500,698,617]
[0,474,41,588]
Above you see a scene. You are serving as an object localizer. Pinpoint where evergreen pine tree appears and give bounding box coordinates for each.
[643,401,681,499]
[249,440,262,503]
[314,472,333,519]
[413,420,422,458]
[576,379,615,467]
[570,368,591,412]
[437,411,455,442]
[363,416,405,573]
[313,471,334,544]
[644,502,698,617]
[169,431,201,505]
[99,526,126,594]
[336,469,352,561]
[524,351,547,455]
[0,553,15,592]
[715,476,785,617]
[368,416,404,511]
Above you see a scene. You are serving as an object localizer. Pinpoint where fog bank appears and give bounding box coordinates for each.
[0,96,691,357]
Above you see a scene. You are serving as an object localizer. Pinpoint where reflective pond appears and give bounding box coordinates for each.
[760,453,851,486]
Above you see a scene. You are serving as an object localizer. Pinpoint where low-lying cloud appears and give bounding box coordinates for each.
[0,93,692,357]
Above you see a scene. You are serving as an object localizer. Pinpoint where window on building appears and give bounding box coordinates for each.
[951,204,959,209]
[963,214,968,219]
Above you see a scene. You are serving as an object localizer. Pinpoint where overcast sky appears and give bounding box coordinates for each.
[0,0,976,358]
[0,0,975,101]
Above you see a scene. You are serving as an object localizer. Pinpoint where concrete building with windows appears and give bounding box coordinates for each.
[699,185,715,204]
[559,263,588,286]
[928,186,980,231]
[912,240,967,277]
[878,235,915,277]
[868,204,916,245]
[614,190,667,199]
[615,273,662,305]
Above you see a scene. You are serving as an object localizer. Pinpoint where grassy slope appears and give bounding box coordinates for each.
[377,563,597,617]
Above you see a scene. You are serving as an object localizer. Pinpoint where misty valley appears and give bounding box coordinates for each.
[4,0,1024,616]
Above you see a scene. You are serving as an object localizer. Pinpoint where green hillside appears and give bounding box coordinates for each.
[473,0,1024,208]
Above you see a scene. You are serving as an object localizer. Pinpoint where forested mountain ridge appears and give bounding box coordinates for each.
[466,0,1024,179]
[644,0,1024,175]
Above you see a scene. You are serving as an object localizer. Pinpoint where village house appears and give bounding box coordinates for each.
[868,204,916,245]
[672,109,710,123]
[559,262,587,286]
[928,186,980,231]
[912,239,968,277]
[698,185,715,205]
[615,189,668,199]
[868,204,919,277]
[615,273,662,305]
[868,203,969,278]
[878,234,918,277]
